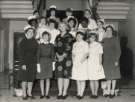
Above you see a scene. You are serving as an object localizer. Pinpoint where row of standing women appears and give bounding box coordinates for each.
[19,6,121,100]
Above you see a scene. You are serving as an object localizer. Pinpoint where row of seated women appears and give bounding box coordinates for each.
[18,5,121,100]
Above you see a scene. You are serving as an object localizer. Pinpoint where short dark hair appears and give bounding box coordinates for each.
[42,31,51,41]
[87,33,98,41]
[48,19,58,28]
[39,16,47,24]
[105,25,116,37]
[105,25,114,32]
[68,17,77,28]
[76,31,85,40]
[81,17,89,24]
[25,28,35,34]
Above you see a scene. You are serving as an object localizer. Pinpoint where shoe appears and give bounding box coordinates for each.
[57,95,62,99]
[40,95,45,99]
[22,96,28,100]
[76,95,80,99]
[109,94,115,98]
[94,95,98,99]
[78,95,84,99]
[28,95,36,99]
[62,95,68,99]
[45,95,50,99]
[103,94,109,97]
[90,95,95,98]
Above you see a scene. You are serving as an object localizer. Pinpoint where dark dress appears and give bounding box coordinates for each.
[36,43,54,79]
[54,33,75,78]
[102,37,121,80]
[19,38,38,82]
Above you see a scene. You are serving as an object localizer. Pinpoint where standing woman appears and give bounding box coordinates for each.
[36,31,54,99]
[27,15,38,29]
[55,22,74,99]
[80,9,98,32]
[63,8,74,23]
[19,25,38,100]
[47,19,60,44]
[72,31,89,99]
[47,5,60,23]
[87,33,105,98]
[102,25,121,98]
[67,17,78,37]
[36,17,48,43]
[97,19,105,42]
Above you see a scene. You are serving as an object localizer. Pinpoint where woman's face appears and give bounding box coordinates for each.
[98,21,103,28]
[68,20,75,28]
[50,10,56,16]
[25,29,34,39]
[40,18,46,25]
[89,35,96,43]
[49,22,55,29]
[30,20,37,27]
[59,23,67,32]
[76,34,83,41]
[66,11,72,17]
[106,27,113,38]
[84,11,91,18]
[42,34,49,42]
[81,21,88,28]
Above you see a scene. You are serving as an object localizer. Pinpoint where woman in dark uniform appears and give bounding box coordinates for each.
[19,25,38,100]
[102,25,121,98]
[36,31,54,99]
[54,22,74,99]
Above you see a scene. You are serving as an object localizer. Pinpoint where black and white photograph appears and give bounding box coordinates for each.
[0,0,135,102]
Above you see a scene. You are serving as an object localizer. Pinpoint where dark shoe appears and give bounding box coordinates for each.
[45,95,50,99]
[76,95,80,99]
[22,96,28,100]
[57,95,62,99]
[90,95,95,98]
[28,96,35,99]
[78,95,84,99]
[40,95,45,99]
[94,95,98,99]
[103,94,109,97]
[62,95,68,99]
[109,94,115,98]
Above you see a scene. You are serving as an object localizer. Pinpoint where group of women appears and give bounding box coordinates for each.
[19,5,121,100]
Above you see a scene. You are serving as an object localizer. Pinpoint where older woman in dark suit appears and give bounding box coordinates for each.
[19,25,38,100]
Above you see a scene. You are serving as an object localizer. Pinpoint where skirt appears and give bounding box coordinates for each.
[19,64,37,82]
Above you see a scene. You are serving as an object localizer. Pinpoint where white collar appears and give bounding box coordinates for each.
[40,39,49,44]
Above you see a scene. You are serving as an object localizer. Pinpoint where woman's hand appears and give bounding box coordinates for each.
[37,64,41,73]
[56,53,65,62]
[58,56,64,62]
[22,65,26,70]
[115,61,119,67]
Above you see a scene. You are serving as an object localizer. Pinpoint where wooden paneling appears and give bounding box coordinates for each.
[0,0,131,19]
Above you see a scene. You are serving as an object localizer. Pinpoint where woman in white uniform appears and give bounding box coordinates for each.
[72,31,89,99]
[87,33,105,98]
